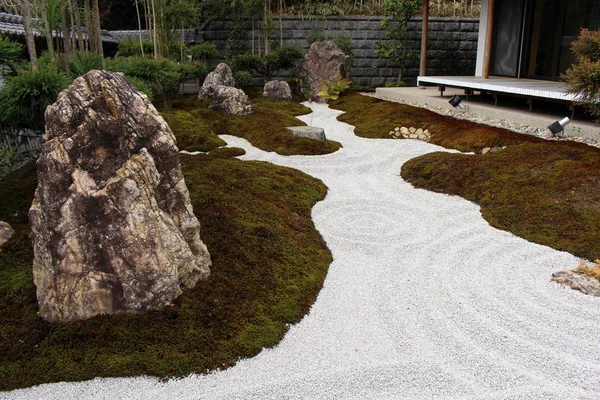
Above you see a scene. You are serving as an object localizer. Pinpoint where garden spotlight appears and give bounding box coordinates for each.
[448,95,465,110]
[545,117,571,137]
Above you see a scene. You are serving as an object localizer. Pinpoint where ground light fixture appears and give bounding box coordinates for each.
[448,94,466,110]
[545,117,571,137]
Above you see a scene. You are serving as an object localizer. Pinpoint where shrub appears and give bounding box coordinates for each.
[318,74,351,100]
[0,35,25,74]
[333,32,354,57]
[562,29,600,121]
[116,37,154,57]
[69,52,103,77]
[376,0,422,81]
[107,57,181,108]
[235,70,253,87]
[0,65,70,129]
[307,28,326,46]
[190,42,219,63]
[178,61,209,82]
[231,46,303,83]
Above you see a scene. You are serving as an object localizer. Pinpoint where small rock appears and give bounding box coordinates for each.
[552,270,600,297]
[394,127,400,132]
[263,80,292,101]
[482,147,491,155]
[409,127,416,134]
[416,128,423,136]
[0,221,14,248]
[409,133,418,139]
[286,126,326,141]
[401,127,410,135]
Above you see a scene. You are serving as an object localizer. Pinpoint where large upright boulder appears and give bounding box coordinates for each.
[199,63,236,99]
[299,40,353,103]
[29,70,211,322]
[199,63,253,116]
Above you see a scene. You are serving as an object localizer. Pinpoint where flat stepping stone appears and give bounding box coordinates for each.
[286,126,326,141]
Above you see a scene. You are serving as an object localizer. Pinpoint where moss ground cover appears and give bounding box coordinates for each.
[328,92,600,265]
[159,89,341,156]
[0,154,331,390]
[329,92,542,153]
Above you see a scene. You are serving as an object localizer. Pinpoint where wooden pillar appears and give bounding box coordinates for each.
[482,0,495,79]
[419,0,429,81]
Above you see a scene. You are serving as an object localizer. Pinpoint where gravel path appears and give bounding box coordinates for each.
[4,103,600,400]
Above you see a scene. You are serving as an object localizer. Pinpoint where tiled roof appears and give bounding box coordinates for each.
[0,12,118,43]
[0,12,197,44]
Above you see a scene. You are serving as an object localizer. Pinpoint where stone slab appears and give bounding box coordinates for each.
[286,126,326,141]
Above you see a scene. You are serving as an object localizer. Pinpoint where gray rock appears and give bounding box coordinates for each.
[552,271,600,297]
[299,40,353,103]
[481,147,491,155]
[208,86,254,116]
[199,63,235,100]
[0,221,14,248]
[30,70,211,322]
[199,63,253,115]
[286,126,326,141]
[263,80,292,101]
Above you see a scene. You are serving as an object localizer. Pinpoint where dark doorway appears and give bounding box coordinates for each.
[523,0,600,80]
[491,0,526,77]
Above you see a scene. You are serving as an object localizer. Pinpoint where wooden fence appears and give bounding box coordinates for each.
[0,128,43,158]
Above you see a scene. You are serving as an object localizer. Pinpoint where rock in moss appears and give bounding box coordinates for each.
[0,221,14,247]
[552,270,600,297]
[30,70,211,322]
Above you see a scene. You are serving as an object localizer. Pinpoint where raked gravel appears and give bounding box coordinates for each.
[4,103,600,400]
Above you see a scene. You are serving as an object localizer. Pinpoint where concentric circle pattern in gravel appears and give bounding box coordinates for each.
[4,103,600,400]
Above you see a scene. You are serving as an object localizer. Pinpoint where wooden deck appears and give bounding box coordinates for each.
[417,76,578,103]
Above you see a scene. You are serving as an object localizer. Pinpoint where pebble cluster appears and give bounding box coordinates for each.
[388,126,432,141]
[364,92,600,148]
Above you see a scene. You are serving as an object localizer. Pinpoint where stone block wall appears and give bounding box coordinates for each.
[197,16,479,87]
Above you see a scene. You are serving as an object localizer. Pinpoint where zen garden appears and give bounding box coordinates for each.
[0,0,599,398]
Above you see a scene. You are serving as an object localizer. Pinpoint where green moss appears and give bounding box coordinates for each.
[208,147,246,158]
[0,155,332,390]
[401,141,600,261]
[329,92,542,153]
[331,92,600,264]
[159,91,342,156]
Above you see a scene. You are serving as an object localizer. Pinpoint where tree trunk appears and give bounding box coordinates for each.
[92,0,104,65]
[40,0,55,63]
[68,0,85,53]
[20,0,37,70]
[84,0,94,52]
[264,0,269,54]
[134,0,145,57]
[62,10,72,68]
[151,0,158,59]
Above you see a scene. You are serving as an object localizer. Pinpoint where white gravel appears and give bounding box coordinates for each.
[4,103,600,400]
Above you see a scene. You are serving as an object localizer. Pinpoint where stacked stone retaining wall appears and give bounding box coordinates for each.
[198,16,479,87]
[110,16,479,87]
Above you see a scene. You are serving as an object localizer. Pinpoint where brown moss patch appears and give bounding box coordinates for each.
[159,91,341,156]
[401,141,600,262]
[0,155,331,390]
[329,92,542,153]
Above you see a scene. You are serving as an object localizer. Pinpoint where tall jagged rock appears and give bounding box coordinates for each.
[299,40,353,103]
[199,63,253,116]
[29,70,211,322]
